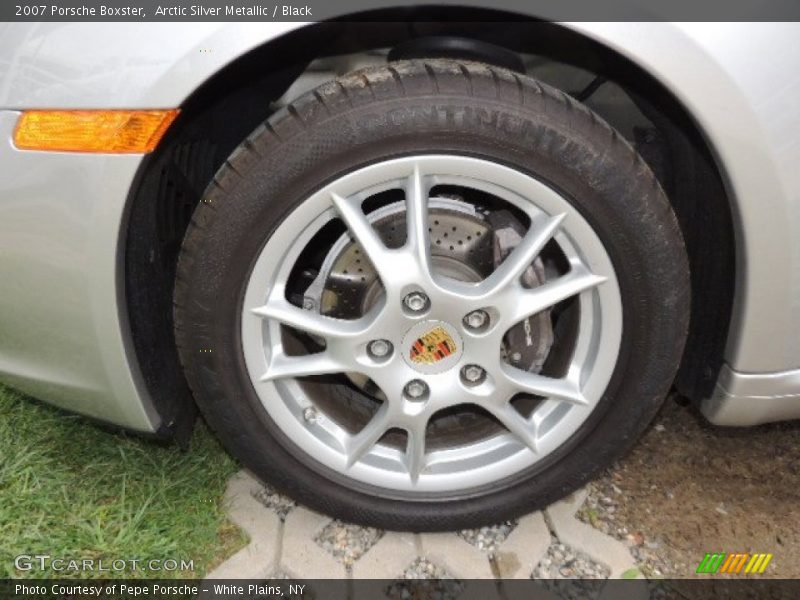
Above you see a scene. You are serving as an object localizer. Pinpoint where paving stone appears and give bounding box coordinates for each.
[545,489,638,579]
[204,470,280,580]
[493,512,551,579]
[281,507,347,579]
[351,532,419,579]
[212,469,644,589]
[420,532,495,579]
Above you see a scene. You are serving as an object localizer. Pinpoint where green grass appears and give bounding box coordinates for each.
[0,384,246,579]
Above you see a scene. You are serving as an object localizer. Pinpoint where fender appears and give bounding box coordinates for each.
[1,17,798,430]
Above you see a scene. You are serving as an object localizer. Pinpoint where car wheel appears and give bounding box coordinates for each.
[174,59,689,530]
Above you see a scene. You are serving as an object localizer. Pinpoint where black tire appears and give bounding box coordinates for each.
[174,59,690,531]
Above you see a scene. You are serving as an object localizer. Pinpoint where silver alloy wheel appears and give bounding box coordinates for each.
[241,155,622,493]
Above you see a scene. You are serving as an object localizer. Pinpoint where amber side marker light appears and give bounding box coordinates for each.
[13,109,179,153]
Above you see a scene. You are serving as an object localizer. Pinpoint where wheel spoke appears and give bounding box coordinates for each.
[478,213,566,297]
[509,263,606,324]
[242,155,624,493]
[252,294,371,340]
[486,403,539,453]
[502,368,588,406]
[405,429,427,484]
[260,349,348,382]
[331,192,393,279]
[404,165,433,279]
[345,403,392,467]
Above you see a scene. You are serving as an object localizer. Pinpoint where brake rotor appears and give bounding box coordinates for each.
[300,197,554,447]
[316,198,495,319]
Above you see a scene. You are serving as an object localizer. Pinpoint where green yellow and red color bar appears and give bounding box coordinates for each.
[696,552,773,574]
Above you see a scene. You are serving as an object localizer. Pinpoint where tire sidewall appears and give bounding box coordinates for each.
[177,66,689,529]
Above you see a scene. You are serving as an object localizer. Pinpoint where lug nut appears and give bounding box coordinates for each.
[404,379,428,400]
[462,365,486,384]
[303,407,319,423]
[463,309,489,330]
[302,297,316,311]
[403,292,429,313]
[368,339,392,358]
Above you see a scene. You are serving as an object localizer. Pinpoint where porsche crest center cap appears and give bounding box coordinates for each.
[401,320,463,374]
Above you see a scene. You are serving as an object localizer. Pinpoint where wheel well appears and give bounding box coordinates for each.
[123,11,735,436]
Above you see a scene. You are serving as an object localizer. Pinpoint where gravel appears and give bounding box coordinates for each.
[571,395,800,580]
[314,520,384,567]
[577,478,679,578]
[253,485,296,520]
[576,479,630,538]
[532,540,610,580]
[531,541,609,600]
[249,395,800,584]
[458,520,517,554]
[385,558,465,600]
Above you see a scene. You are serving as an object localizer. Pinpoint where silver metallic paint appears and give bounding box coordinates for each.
[0,112,156,431]
[703,365,800,426]
[1,20,799,428]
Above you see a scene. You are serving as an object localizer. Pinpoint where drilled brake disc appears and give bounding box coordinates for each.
[303,196,554,400]
[318,198,495,319]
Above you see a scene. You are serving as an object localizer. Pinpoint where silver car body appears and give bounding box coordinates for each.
[1,20,798,433]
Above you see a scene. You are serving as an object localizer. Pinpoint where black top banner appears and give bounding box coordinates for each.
[3,0,800,22]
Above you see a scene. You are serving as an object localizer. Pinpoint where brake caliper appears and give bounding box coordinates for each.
[489,210,554,373]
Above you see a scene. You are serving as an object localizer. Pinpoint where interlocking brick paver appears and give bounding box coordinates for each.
[545,489,638,579]
[494,512,551,578]
[351,532,419,578]
[281,508,347,579]
[209,469,644,586]
[419,531,495,579]
[205,470,280,579]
